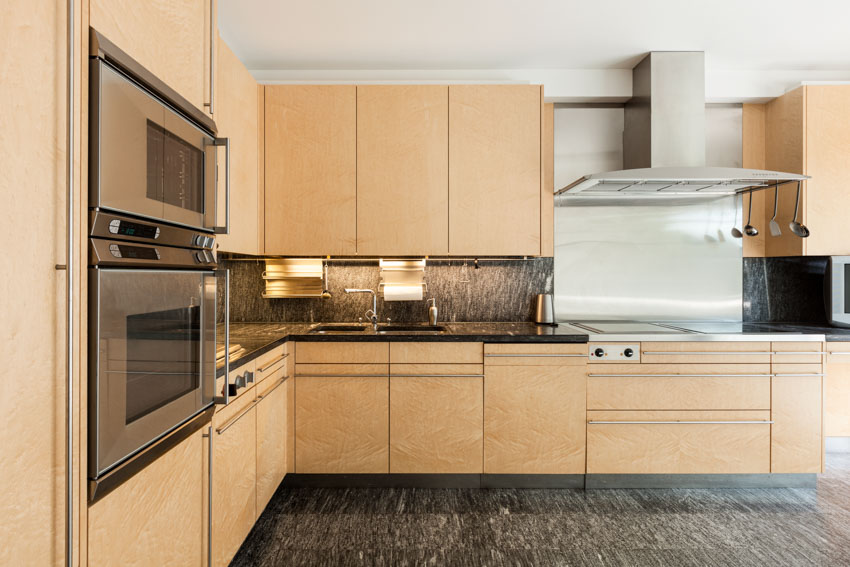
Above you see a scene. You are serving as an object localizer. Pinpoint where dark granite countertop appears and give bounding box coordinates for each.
[216,320,850,376]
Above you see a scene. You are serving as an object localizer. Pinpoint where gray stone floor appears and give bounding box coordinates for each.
[231,454,850,566]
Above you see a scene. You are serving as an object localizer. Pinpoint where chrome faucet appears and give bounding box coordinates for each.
[345,288,378,329]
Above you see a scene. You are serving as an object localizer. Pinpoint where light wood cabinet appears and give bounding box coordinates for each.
[212,391,257,567]
[90,0,213,114]
[264,86,357,255]
[826,343,850,436]
[214,37,260,255]
[295,372,389,473]
[390,375,484,473]
[744,85,850,256]
[256,375,288,516]
[448,85,542,256]
[357,85,449,255]
[484,363,586,474]
[587,410,771,474]
[88,428,206,566]
[771,365,823,473]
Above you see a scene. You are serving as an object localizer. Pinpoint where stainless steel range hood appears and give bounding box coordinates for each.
[557,52,808,197]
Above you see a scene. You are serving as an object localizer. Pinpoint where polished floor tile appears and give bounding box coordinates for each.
[231,454,850,567]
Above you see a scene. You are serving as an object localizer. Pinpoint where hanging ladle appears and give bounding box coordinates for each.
[789,181,810,238]
[731,194,743,238]
[744,191,759,237]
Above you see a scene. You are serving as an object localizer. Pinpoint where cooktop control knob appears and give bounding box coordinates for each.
[624,348,634,358]
[594,347,605,358]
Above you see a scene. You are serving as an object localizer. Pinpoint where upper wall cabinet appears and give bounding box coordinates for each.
[90,0,215,115]
[744,85,850,257]
[448,85,542,256]
[357,85,449,256]
[264,86,357,256]
[214,37,260,255]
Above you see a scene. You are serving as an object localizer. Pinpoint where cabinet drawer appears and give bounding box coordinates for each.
[390,363,483,377]
[639,342,772,364]
[295,341,388,364]
[390,342,482,364]
[587,373,771,411]
[484,343,587,366]
[826,343,850,436]
[254,345,289,385]
[587,410,771,474]
[295,363,388,377]
[772,342,825,364]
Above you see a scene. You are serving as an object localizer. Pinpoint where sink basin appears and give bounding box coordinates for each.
[377,325,446,333]
[309,324,368,334]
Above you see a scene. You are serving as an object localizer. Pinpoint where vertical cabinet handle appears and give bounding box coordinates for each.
[65,0,75,564]
[215,268,230,404]
[204,426,213,567]
[206,0,215,114]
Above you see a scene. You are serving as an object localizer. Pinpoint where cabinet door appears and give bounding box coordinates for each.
[805,85,850,256]
[772,367,823,473]
[448,85,541,256]
[88,428,205,566]
[214,37,260,254]
[90,0,210,113]
[357,85,449,255]
[826,345,850,436]
[212,397,257,567]
[295,374,389,473]
[390,376,483,473]
[265,86,357,255]
[256,377,287,516]
[485,365,586,474]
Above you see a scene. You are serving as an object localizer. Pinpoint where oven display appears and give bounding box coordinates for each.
[118,222,158,238]
[109,243,160,260]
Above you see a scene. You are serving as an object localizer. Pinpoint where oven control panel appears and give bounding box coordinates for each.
[589,343,640,362]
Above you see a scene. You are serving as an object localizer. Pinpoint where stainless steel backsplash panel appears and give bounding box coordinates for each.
[554,195,742,321]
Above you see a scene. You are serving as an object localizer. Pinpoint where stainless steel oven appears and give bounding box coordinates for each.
[88,211,221,501]
[89,29,229,234]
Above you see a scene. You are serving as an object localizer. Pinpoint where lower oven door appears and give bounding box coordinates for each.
[89,268,216,479]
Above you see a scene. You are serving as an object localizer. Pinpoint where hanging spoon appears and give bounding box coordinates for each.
[789,181,810,238]
[731,194,743,238]
[744,191,759,237]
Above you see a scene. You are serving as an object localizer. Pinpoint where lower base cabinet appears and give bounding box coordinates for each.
[586,411,772,474]
[87,428,206,567]
[772,368,824,473]
[212,392,258,567]
[256,375,288,514]
[390,375,484,473]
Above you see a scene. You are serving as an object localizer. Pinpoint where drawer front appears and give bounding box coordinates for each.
[295,363,388,377]
[587,410,771,474]
[587,375,771,411]
[254,345,289,384]
[639,342,772,364]
[390,363,483,377]
[295,341,389,364]
[390,342,482,364]
[772,342,825,365]
[484,343,587,366]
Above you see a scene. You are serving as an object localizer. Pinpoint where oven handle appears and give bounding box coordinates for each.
[214,268,230,405]
[212,137,230,235]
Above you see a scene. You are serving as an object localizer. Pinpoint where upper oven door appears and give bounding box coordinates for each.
[90,59,217,232]
[89,268,216,478]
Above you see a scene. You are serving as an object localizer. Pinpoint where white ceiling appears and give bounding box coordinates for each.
[219,0,850,72]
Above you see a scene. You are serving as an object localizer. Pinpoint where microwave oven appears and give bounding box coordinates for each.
[89,30,229,234]
[826,256,850,327]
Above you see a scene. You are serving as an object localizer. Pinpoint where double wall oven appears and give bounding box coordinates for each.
[88,30,229,501]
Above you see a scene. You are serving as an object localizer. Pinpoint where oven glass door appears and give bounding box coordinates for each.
[93,60,217,231]
[91,268,215,478]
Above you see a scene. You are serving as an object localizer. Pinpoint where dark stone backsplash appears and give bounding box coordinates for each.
[743,256,828,324]
[218,257,554,323]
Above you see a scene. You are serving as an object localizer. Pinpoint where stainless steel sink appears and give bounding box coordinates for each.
[377,325,446,334]
[309,324,368,334]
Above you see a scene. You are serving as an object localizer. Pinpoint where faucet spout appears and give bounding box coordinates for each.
[344,288,378,328]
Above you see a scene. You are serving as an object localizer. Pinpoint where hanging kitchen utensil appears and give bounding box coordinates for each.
[769,186,782,237]
[731,194,743,238]
[789,181,810,238]
[744,191,759,237]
